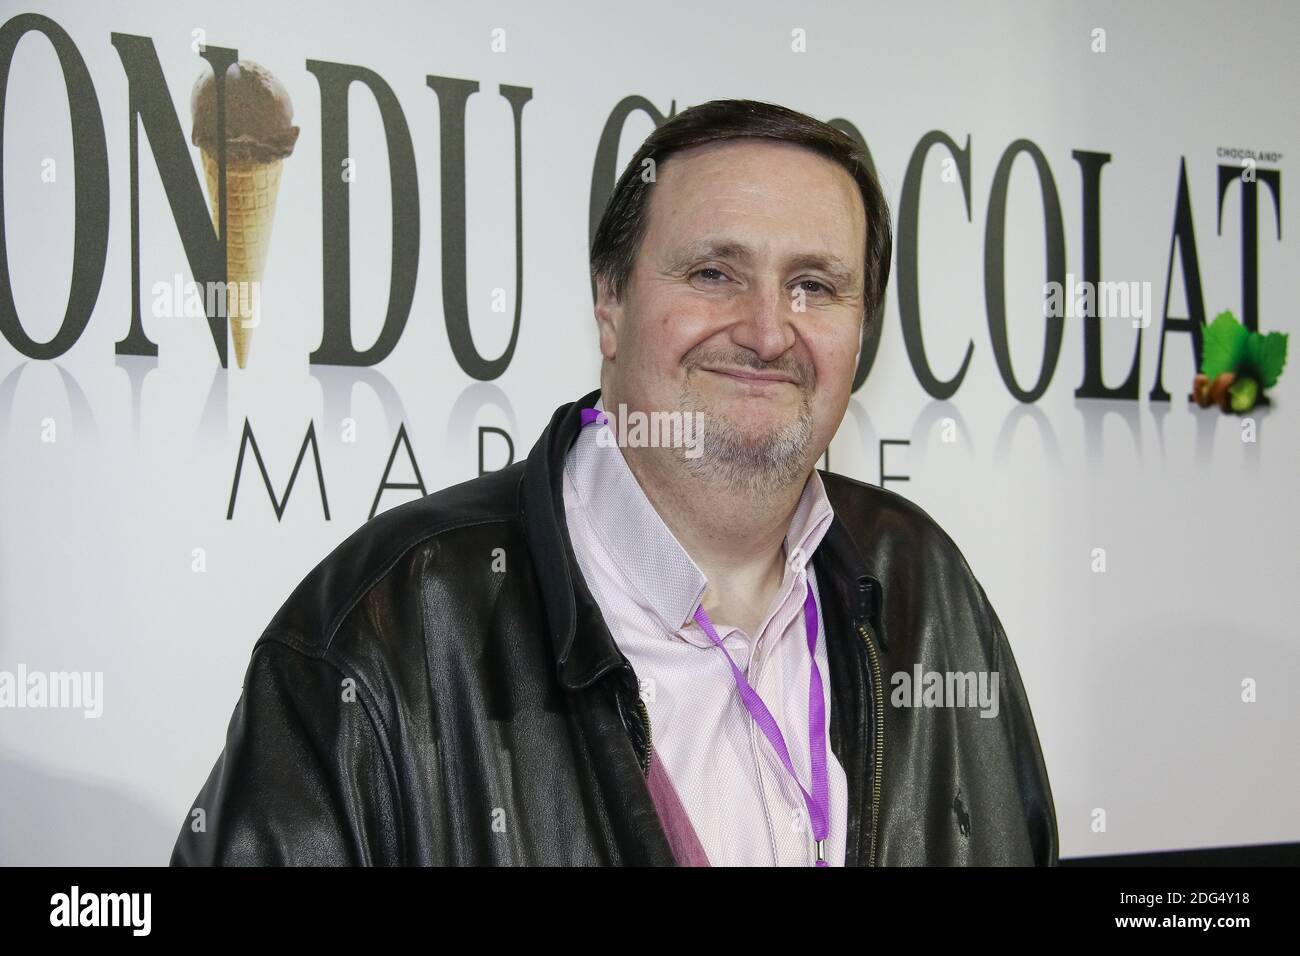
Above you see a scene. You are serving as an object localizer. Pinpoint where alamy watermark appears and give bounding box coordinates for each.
[150,273,260,325]
[593,403,705,459]
[50,886,150,935]
[890,665,1000,718]
[0,664,103,718]
[1043,274,1152,328]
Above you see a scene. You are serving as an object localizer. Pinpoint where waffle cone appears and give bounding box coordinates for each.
[201,150,284,368]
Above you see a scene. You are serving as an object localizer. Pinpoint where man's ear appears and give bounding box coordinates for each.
[594,274,622,362]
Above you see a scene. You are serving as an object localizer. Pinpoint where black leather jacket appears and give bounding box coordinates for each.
[171,389,1058,865]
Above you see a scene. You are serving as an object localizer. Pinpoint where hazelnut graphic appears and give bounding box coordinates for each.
[1209,371,1236,412]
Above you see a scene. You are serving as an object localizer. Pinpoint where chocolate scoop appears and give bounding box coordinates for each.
[191,60,299,164]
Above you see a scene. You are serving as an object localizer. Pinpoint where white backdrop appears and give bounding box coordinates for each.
[1,0,1297,864]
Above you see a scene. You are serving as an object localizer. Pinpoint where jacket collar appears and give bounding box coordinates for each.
[521,389,881,691]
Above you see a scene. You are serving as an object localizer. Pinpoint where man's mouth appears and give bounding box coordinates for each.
[701,367,799,387]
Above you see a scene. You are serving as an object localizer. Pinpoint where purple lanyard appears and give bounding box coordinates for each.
[580,407,831,866]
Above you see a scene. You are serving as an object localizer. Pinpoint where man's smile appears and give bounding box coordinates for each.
[699,366,800,391]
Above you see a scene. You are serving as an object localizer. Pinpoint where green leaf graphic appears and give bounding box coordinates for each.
[1201,311,1248,380]
[1244,330,1289,389]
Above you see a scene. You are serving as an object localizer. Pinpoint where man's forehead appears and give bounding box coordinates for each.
[655,138,856,198]
[645,141,865,268]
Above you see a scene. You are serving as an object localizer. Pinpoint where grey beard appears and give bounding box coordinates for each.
[676,389,815,497]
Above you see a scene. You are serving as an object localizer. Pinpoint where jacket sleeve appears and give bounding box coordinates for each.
[979,582,1060,866]
[170,635,404,865]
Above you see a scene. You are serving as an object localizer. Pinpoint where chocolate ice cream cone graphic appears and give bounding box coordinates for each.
[191,61,299,368]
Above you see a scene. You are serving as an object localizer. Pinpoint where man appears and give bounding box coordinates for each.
[172,99,1057,866]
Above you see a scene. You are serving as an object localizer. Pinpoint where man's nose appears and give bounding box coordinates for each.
[729,278,797,363]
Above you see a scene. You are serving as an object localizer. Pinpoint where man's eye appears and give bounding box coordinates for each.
[797,279,832,295]
[690,267,728,283]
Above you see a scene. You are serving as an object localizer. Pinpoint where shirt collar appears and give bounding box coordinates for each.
[564,397,836,634]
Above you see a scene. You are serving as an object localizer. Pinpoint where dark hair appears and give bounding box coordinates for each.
[590,98,892,326]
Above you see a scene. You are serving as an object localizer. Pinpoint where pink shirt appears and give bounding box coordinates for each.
[561,403,849,866]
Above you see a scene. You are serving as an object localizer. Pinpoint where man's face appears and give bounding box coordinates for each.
[596,138,868,495]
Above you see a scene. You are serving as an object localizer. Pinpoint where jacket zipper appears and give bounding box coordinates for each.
[620,662,653,777]
[856,580,884,867]
[635,692,653,777]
